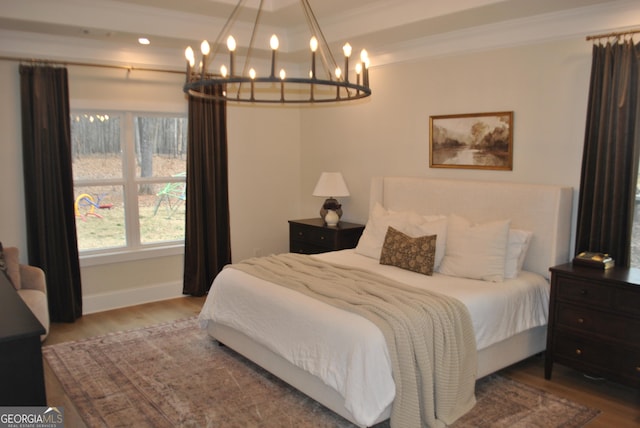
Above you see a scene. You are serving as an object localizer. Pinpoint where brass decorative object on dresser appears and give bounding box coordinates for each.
[288,218,364,254]
[545,263,640,388]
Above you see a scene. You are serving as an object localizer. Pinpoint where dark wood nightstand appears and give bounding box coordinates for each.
[288,218,365,254]
[545,263,640,388]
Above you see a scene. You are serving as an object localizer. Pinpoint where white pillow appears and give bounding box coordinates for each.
[504,229,533,279]
[401,218,448,269]
[355,203,447,267]
[438,214,511,282]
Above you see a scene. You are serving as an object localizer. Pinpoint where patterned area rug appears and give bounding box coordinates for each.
[43,317,600,427]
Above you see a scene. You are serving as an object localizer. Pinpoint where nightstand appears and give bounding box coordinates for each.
[288,218,365,254]
[545,263,640,388]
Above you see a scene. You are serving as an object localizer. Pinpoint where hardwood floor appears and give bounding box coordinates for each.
[43,296,639,427]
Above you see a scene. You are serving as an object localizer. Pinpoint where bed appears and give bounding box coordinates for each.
[199,177,573,427]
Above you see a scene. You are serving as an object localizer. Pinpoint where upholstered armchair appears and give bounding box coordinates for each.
[1,246,50,340]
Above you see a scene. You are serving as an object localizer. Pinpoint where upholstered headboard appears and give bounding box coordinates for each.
[369,177,573,279]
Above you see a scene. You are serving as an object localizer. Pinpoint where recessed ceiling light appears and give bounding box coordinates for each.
[138,37,150,45]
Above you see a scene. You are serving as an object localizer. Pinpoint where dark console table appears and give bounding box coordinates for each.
[0,271,46,405]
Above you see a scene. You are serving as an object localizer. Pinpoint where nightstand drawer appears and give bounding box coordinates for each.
[291,225,334,248]
[288,218,365,255]
[290,241,328,255]
[556,302,640,343]
[556,276,611,308]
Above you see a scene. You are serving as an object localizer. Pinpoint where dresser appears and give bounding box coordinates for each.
[0,271,47,405]
[545,263,640,388]
[288,218,365,254]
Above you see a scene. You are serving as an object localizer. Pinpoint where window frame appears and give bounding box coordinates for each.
[71,109,188,267]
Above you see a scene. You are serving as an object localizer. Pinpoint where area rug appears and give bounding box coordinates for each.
[43,317,600,427]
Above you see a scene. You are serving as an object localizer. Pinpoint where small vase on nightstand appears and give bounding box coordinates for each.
[324,210,340,226]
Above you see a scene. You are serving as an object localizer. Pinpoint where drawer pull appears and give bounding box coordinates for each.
[575,348,582,356]
[298,232,303,236]
[320,236,325,240]
[636,366,640,373]
[577,318,584,324]
[579,289,587,296]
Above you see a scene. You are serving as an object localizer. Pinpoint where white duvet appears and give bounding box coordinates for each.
[198,249,550,426]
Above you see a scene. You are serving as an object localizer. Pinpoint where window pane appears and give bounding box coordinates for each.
[139,182,186,244]
[71,113,122,180]
[134,116,187,178]
[74,186,126,251]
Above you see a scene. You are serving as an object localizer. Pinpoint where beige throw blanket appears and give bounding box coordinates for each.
[230,253,477,428]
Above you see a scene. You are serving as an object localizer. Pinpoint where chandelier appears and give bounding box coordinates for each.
[183,0,372,104]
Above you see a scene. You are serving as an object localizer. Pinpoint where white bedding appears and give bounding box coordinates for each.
[198,249,550,427]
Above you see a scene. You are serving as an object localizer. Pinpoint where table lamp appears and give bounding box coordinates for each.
[312,172,350,226]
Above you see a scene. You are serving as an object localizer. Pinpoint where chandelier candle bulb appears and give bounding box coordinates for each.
[360,49,369,88]
[200,40,210,79]
[343,43,351,82]
[270,35,279,78]
[184,46,195,83]
[279,69,286,101]
[310,36,318,79]
[249,68,256,101]
[227,36,236,76]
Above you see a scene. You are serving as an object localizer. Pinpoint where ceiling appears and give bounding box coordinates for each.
[0,0,634,69]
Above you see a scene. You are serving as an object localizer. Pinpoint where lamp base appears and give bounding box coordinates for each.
[320,198,343,225]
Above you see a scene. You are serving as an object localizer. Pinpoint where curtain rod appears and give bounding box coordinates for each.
[586,28,640,41]
[0,55,184,75]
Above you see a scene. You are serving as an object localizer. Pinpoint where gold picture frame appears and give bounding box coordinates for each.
[430,111,513,170]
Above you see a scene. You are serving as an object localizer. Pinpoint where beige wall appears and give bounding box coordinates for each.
[0,35,593,313]
[299,38,591,226]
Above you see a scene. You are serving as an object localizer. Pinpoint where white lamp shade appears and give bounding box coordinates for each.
[312,172,350,197]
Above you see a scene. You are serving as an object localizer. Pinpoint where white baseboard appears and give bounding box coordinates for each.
[82,281,185,314]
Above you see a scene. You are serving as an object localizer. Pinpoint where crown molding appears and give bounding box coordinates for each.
[1,1,638,71]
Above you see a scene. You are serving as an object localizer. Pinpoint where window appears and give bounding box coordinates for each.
[71,111,188,255]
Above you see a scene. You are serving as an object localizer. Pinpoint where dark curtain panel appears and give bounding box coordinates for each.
[183,86,232,296]
[575,40,640,267]
[19,65,83,321]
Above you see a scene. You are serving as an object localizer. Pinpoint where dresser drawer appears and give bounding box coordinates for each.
[613,287,640,317]
[553,331,612,371]
[556,302,640,344]
[556,276,611,308]
[615,351,640,387]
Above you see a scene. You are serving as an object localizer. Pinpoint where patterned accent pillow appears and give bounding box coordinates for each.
[379,226,437,276]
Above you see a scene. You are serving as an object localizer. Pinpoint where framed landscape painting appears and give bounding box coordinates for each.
[430,111,513,170]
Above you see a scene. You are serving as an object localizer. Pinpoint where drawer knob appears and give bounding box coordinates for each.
[575,348,582,356]
[579,289,587,296]
[320,236,325,240]
[636,366,640,373]
[577,318,584,324]
[298,232,303,236]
